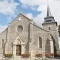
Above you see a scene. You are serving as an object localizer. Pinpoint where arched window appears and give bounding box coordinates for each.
[39,37,42,48]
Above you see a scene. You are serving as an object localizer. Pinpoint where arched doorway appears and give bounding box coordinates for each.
[45,39,54,57]
[45,35,57,57]
[13,36,25,56]
[50,35,57,57]
[16,45,21,56]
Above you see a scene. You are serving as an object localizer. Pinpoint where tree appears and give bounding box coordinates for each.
[58,25,60,37]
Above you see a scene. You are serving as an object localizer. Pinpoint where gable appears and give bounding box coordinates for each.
[7,13,31,41]
[9,13,31,25]
[8,13,32,34]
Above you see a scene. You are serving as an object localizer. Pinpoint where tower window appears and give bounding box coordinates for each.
[39,37,42,48]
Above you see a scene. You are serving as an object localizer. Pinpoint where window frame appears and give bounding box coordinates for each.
[17,25,23,32]
[38,37,42,48]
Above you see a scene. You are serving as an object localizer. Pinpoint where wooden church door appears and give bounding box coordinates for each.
[16,45,21,56]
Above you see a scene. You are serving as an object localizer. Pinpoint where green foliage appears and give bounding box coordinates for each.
[4,54,13,57]
[35,54,42,57]
[58,25,60,36]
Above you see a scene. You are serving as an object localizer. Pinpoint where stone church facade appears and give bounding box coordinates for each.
[0,7,59,59]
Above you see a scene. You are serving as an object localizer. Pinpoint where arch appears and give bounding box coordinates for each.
[45,35,57,57]
[50,35,57,57]
[13,36,24,45]
[13,36,25,56]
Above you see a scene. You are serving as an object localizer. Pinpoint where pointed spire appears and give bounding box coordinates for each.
[47,0,51,17]
[42,0,57,26]
[47,5,51,16]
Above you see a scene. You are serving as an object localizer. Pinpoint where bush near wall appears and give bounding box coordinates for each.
[4,54,13,57]
[45,53,54,58]
[35,54,42,57]
[21,54,30,58]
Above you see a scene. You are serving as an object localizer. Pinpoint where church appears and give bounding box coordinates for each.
[0,5,59,59]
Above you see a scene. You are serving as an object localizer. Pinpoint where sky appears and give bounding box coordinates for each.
[0,0,60,49]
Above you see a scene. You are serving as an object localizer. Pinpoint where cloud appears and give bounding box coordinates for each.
[19,0,47,6]
[19,0,48,26]
[0,25,7,33]
[0,0,59,26]
[19,0,60,25]
[36,0,60,25]
[25,13,33,19]
[49,0,60,25]
[0,0,19,16]
[34,12,47,26]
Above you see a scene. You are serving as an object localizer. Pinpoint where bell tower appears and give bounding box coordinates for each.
[42,3,59,56]
[42,5,57,31]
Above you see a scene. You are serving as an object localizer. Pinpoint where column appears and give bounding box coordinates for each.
[13,45,16,56]
[21,44,25,54]
[50,40,54,54]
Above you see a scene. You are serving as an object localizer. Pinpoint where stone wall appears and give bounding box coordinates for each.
[5,14,31,54]
[30,23,49,57]
[0,56,44,60]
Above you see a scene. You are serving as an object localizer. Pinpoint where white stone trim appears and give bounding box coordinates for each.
[13,36,25,56]
[50,40,54,54]
[13,45,16,56]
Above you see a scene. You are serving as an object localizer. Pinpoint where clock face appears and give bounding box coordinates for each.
[17,25,23,32]
[18,17,21,21]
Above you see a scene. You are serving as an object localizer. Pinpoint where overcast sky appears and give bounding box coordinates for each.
[0,0,60,49]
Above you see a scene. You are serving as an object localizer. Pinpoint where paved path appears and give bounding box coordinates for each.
[48,57,60,60]
[49,59,60,60]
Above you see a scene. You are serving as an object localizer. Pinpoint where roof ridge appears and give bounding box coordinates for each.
[20,13,32,21]
[30,23,49,32]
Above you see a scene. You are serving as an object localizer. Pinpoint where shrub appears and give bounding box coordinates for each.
[50,53,54,56]
[4,54,13,57]
[21,54,30,58]
[45,53,54,58]
[35,54,42,57]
